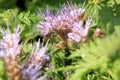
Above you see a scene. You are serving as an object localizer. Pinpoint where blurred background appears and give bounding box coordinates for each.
[0,0,85,13]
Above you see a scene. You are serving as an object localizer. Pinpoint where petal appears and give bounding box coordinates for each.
[68,33,81,42]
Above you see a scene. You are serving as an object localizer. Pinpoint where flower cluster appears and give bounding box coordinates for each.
[21,41,50,80]
[0,27,22,59]
[0,27,23,80]
[0,27,51,80]
[37,3,92,42]
[68,18,92,42]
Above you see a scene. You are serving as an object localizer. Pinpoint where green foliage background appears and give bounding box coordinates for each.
[0,0,120,80]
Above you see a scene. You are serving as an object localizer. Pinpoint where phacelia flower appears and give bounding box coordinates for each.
[21,40,50,80]
[68,18,92,42]
[0,26,23,80]
[37,3,92,42]
[0,26,23,59]
[37,7,55,36]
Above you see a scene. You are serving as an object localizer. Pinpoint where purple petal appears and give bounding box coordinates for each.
[68,33,81,42]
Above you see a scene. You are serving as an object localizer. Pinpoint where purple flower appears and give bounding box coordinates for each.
[37,3,92,42]
[68,18,92,42]
[21,40,50,80]
[37,7,55,36]
[37,22,52,35]
[0,27,23,59]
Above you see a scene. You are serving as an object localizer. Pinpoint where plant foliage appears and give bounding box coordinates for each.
[0,0,120,80]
